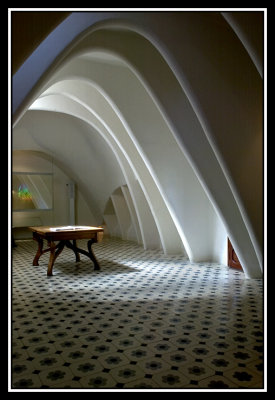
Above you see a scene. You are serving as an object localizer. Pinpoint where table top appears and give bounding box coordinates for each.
[29,225,104,240]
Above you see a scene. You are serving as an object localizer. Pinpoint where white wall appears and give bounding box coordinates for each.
[12,150,96,238]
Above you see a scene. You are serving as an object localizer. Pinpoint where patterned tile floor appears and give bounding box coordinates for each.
[10,238,264,390]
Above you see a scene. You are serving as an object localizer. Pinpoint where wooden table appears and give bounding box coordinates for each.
[29,226,104,276]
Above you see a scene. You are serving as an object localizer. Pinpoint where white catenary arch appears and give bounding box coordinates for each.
[12,12,263,278]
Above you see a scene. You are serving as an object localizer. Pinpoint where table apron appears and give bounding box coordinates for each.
[33,231,99,241]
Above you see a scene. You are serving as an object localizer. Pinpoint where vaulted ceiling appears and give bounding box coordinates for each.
[11,11,264,278]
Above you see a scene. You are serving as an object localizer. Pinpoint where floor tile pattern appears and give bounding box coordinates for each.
[11,238,264,389]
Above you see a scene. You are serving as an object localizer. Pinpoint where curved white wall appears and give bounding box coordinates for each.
[29,59,227,261]
[12,149,97,232]
[12,12,263,277]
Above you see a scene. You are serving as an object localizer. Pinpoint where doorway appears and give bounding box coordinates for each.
[228,238,243,271]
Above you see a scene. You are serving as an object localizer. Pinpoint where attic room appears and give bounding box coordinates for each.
[9,9,265,391]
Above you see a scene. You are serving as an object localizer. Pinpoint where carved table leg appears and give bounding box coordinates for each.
[46,240,65,276]
[54,241,65,263]
[87,239,100,270]
[64,239,100,270]
[72,240,80,262]
[33,235,43,266]
[47,240,56,276]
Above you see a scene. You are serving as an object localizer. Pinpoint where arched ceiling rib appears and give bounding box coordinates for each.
[12,12,263,277]
[30,57,226,263]
[29,82,188,257]
[221,11,264,78]
[14,110,124,223]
